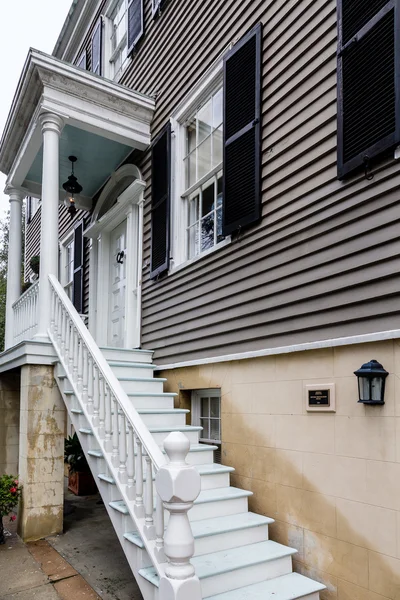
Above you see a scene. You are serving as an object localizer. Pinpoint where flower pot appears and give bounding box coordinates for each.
[68,471,97,496]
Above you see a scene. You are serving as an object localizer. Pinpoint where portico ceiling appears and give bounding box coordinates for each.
[0,49,155,206]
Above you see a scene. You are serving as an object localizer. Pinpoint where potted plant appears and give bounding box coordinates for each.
[64,433,97,496]
[0,475,22,544]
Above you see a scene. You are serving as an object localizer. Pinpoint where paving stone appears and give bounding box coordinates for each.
[54,575,102,600]
[2,583,61,599]
[0,534,48,596]
[27,540,77,582]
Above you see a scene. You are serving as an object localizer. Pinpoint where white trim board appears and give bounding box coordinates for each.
[154,329,400,371]
[0,340,57,374]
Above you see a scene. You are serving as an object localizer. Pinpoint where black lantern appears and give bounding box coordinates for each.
[62,156,82,219]
[354,359,388,405]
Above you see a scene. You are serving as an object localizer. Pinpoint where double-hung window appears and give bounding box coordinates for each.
[184,88,224,260]
[62,238,74,301]
[109,0,129,80]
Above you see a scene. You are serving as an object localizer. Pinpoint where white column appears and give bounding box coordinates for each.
[4,189,24,349]
[35,113,64,340]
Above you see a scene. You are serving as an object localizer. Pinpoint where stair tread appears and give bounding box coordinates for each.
[190,512,273,539]
[118,377,167,382]
[204,573,326,600]
[98,473,115,484]
[149,425,202,433]
[79,428,93,435]
[195,486,252,504]
[109,500,129,515]
[101,346,153,354]
[124,532,144,549]
[71,408,83,415]
[127,391,177,397]
[108,361,157,369]
[195,463,234,475]
[139,540,297,587]
[137,408,190,414]
[88,450,103,458]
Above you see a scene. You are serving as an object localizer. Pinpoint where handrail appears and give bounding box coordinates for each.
[48,274,165,469]
[12,279,39,309]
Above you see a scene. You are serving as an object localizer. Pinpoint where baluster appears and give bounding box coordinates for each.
[60,309,66,356]
[73,330,79,383]
[155,490,165,560]
[82,346,88,404]
[105,386,113,454]
[144,453,155,538]
[134,436,144,517]
[64,317,70,364]
[98,374,105,438]
[126,424,135,500]
[53,299,59,337]
[68,323,74,374]
[87,355,94,415]
[50,289,56,334]
[56,302,62,347]
[111,395,119,466]
[93,364,100,426]
[77,338,83,392]
[156,433,202,600]
[118,412,127,483]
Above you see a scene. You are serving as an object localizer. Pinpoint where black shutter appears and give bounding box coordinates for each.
[26,197,32,224]
[91,18,102,75]
[222,24,262,237]
[150,123,171,279]
[337,0,400,178]
[73,221,84,313]
[127,0,144,56]
[76,51,87,70]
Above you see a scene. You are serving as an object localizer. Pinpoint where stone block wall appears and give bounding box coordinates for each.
[0,369,20,475]
[159,339,400,600]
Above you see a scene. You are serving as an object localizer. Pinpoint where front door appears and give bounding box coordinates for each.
[108,221,127,347]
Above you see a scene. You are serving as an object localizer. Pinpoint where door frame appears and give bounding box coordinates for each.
[84,164,146,349]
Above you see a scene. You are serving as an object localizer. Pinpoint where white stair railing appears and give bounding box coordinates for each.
[48,274,202,598]
[12,280,39,344]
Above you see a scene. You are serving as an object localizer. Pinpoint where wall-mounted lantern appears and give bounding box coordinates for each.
[62,156,82,219]
[354,359,388,405]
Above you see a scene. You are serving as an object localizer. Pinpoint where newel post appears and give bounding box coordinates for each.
[156,432,202,600]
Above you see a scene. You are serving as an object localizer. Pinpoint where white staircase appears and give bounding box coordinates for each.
[48,275,325,600]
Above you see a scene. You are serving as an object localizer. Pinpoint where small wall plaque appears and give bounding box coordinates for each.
[304,383,336,412]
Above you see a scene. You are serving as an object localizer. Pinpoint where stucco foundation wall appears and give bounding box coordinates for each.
[159,339,400,600]
[0,370,20,475]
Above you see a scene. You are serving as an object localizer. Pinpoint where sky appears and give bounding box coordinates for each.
[0,0,73,218]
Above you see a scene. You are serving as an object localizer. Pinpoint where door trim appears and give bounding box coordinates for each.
[84,165,146,349]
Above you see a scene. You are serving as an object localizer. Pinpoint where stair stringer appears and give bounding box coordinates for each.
[50,346,169,600]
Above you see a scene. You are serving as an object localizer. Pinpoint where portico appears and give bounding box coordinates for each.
[0,48,155,352]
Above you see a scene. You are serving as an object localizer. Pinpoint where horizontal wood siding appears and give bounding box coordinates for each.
[24,205,90,314]
[118,0,400,364]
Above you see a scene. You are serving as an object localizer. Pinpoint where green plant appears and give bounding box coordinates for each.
[64,433,90,474]
[0,474,22,521]
[29,255,40,275]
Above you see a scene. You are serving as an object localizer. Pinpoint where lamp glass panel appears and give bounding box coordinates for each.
[359,376,370,401]
[371,376,382,401]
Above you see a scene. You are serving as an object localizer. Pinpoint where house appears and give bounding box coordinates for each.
[0,0,399,598]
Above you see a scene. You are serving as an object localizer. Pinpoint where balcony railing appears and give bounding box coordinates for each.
[12,281,39,344]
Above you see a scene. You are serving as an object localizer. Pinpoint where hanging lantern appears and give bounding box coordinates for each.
[354,359,388,405]
[62,156,83,219]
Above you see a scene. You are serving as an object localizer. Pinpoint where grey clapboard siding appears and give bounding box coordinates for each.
[117,0,400,364]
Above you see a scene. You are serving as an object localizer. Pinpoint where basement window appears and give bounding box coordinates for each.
[191,389,221,463]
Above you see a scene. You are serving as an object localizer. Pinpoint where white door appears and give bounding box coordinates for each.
[108,221,127,347]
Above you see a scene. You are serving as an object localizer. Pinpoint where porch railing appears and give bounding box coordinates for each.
[48,274,202,597]
[12,281,39,344]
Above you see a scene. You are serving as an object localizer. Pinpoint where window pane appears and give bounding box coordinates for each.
[188,224,198,259]
[212,126,223,167]
[197,99,212,144]
[200,418,210,439]
[216,206,223,244]
[201,214,214,252]
[201,398,209,417]
[185,153,197,188]
[210,419,220,441]
[202,181,214,217]
[188,195,199,226]
[212,88,223,128]
[187,119,196,154]
[197,137,212,180]
[210,397,220,417]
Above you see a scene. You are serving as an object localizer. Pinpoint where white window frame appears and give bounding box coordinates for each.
[103,0,132,81]
[59,232,74,301]
[191,389,221,445]
[170,56,231,272]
